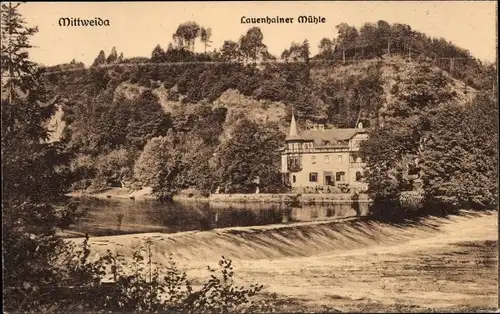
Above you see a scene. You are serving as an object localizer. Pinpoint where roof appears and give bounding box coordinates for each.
[285,113,304,141]
[285,134,304,141]
[300,128,368,145]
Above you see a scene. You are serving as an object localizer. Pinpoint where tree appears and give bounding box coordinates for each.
[335,23,358,58]
[220,40,241,61]
[173,21,201,51]
[280,48,290,61]
[420,93,498,209]
[134,131,198,199]
[95,148,135,188]
[390,23,413,54]
[106,46,118,63]
[302,39,310,63]
[360,124,409,214]
[211,118,284,193]
[200,27,212,53]
[281,40,310,63]
[239,27,267,62]
[377,20,392,55]
[92,49,106,66]
[1,3,42,101]
[125,90,172,149]
[359,23,379,58]
[318,37,334,58]
[134,135,172,188]
[1,2,59,202]
[1,3,69,310]
[360,63,456,215]
[151,44,165,62]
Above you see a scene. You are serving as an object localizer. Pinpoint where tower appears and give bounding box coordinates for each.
[287,112,299,139]
[284,112,303,174]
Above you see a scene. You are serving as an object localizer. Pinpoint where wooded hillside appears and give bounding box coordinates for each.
[41,21,497,207]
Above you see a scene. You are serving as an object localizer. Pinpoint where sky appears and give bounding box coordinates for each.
[18,1,497,67]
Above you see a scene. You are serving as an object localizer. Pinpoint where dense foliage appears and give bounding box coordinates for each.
[212,118,286,193]
[420,93,498,209]
[40,15,497,204]
[361,62,498,214]
[1,2,79,310]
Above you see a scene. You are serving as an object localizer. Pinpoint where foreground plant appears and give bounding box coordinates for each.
[55,237,265,313]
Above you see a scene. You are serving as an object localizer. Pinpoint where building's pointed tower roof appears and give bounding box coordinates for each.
[285,111,303,141]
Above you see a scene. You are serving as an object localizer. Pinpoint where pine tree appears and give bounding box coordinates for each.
[151,44,165,62]
[1,2,41,101]
[1,2,58,202]
[1,3,67,311]
[302,39,310,63]
[106,46,118,63]
[92,49,106,66]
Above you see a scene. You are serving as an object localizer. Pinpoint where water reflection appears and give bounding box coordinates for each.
[70,198,370,237]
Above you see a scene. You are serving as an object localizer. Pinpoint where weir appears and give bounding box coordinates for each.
[75,210,496,263]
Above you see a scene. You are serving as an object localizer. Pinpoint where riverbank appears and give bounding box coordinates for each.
[71,210,497,312]
[68,187,373,204]
[67,187,208,201]
[67,187,156,200]
[209,192,372,203]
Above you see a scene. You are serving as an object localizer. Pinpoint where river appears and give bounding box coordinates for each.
[67,198,371,237]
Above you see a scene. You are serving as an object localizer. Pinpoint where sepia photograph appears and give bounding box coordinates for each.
[1,1,498,312]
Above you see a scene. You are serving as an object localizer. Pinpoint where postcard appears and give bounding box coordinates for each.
[2,1,498,312]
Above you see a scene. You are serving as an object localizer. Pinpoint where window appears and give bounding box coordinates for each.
[336,172,345,182]
[309,172,318,182]
[292,175,296,183]
[287,156,301,170]
[311,155,316,164]
[337,155,342,164]
[324,155,329,164]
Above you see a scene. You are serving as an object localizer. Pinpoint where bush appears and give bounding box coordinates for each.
[53,238,265,313]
